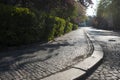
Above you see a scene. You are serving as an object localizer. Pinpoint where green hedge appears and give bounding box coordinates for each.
[64,22,73,33]
[44,16,66,41]
[72,24,78,30]
[0,4,77,46]
[0,4,40,46]
[54,17,66,37]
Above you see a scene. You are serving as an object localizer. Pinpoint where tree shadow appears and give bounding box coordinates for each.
[0,37,87,73]
[0,40,75,59]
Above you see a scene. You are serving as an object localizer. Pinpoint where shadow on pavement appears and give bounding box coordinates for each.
[74,59,103,80]
[0,37,86,73]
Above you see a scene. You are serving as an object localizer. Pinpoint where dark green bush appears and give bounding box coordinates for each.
[43,16,56,41]
[54,17,66,37]
[0,4,40,46]
[64,22,73,33]
[0,3,77,46]
[72,24,78,30]
[44,16,66,41]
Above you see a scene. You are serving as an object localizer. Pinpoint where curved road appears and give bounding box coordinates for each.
[85,27,120,80]
[0,28,91,80]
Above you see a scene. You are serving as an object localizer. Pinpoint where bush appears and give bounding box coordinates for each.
[0,4,39,46]
[43,16,56,41]
[0,4,77,46]
[72,24,78,30]
[44,16,66,41]
[54,17,66,37]
[64,22,73,33]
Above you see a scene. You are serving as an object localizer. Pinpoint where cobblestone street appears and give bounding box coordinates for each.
[86,28,120,80]
[0,28,92,80]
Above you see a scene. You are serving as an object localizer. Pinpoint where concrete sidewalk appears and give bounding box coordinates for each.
[0,28,93,80]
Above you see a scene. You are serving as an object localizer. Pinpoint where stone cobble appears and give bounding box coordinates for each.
[0,28,91,80]
[86,28,120,80]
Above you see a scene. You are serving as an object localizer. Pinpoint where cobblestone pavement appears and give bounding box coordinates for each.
[85,27,120,80]
[0,28,91,80]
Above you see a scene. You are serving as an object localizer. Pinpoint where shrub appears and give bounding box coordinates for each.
[0,4,39,46]
[72,24,78,30]
[43,16,56,41]
[44,16,66,41]
[0,4,76,46]
[54,17,66,37]
[64,22,73,33]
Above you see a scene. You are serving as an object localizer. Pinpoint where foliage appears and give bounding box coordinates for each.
[111,0,120,29]
[0,0,93,8]
[79,0,93,7]
[0,4,41,46]
[72,24,78,30]
[44,16,66,41]
[0,0,78,21]
[64,22,73,33]
[96,0,120,30]
[0,0,87,46]
[94,0,110,29]
[54,17,66,37]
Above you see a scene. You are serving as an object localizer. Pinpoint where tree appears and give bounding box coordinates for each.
[95,0,113,29]
[96,0,120,30]
[111,0,120,29]
[0,0,93,8]
[79,0,93,7]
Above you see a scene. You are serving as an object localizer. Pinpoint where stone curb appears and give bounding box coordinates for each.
[41,30,104,80]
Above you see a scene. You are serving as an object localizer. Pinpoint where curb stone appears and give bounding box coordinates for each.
[41,30,104,80]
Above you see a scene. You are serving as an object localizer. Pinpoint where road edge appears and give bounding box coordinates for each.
[74,30,104,80]
[41,29,104,80]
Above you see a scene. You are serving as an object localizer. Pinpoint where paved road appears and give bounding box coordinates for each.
[85,27,120,80]
[0,28,91,80]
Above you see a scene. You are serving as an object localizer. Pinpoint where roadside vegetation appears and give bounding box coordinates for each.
[92,0,120,30]
[0,0,93,47]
